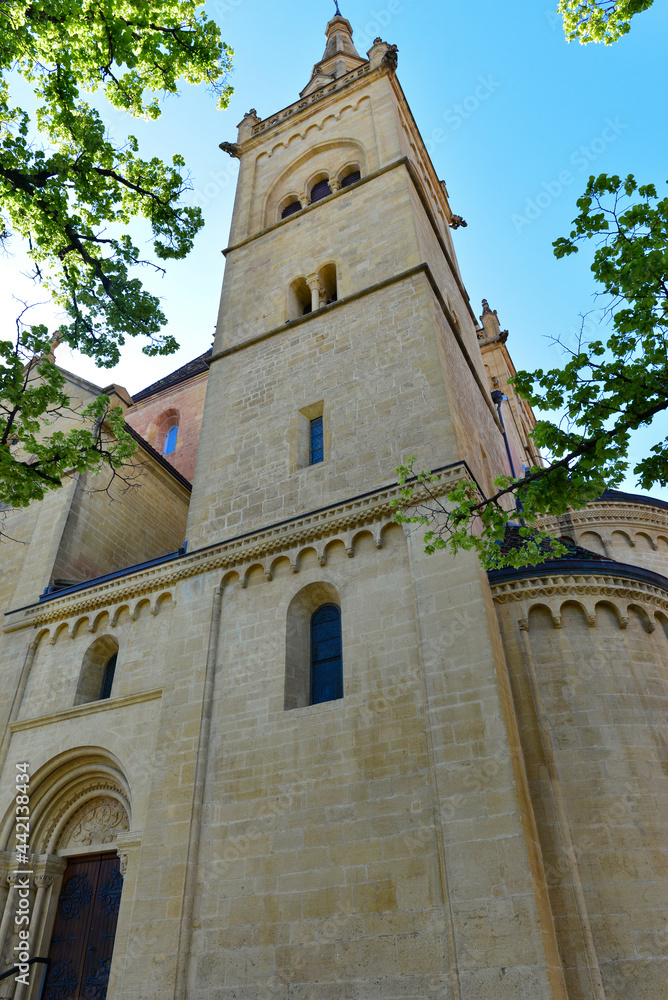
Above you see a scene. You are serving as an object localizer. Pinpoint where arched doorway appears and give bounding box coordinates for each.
[41,795,129,1000]
[0,752,132,1000]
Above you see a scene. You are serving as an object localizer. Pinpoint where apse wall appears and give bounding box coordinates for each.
[539,490,668,578]
[491,564,668,1000]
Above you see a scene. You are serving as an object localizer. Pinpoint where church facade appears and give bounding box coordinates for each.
[0,15,666,1000]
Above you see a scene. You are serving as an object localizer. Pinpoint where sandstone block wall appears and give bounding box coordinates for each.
[50,459,189,587]
[493,576,668,1000]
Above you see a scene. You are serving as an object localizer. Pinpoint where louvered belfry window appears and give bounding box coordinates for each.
[341,170,361,188]
[310,179,332,203]
[282,201,301,219]
[310,417,324,465]
[310,604,343,705]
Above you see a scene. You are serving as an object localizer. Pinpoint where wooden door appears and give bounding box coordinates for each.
[43,853,123,1000]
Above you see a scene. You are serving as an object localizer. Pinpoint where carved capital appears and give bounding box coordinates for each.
[518,618,529,632]
[306,273,326,295]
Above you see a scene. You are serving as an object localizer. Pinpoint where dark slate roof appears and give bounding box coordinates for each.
[132,349,212,403]
[496,524,613,563]
[488,523,668,594]
[596,488,668,513]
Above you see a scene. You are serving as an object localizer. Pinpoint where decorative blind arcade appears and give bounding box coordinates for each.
[310,417,324,465]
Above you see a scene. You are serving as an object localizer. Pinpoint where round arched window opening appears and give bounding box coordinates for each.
[340,168,361,188]
[75,636,120,705]
[310,178,332,203]
[281,199,301,220]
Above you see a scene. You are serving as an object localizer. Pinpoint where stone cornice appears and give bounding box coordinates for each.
[538,501,668,534]
[3,466,468,632]
[490,570,668,615]
[9,688,163,733]
[243,61,377,150]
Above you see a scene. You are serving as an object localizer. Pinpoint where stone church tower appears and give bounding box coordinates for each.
[0,12,665,1000]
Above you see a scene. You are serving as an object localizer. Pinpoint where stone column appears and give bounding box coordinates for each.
[306,274,325,312]
[0,854,12,936]
[12,856,65,1000]
[0,870,24,1000]
[109,836,143,998]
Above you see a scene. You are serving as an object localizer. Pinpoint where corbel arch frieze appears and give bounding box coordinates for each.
[226,516,401,595]
[538,502,668,539]
[492,572,668,633]
[13,472,450,637]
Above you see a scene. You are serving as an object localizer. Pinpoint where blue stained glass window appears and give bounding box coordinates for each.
[310,605,343,706]
[310,417,324,465]
[99,653,117,701]
[163,425,178,456]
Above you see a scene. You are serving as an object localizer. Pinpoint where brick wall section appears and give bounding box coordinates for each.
[125,373,209,485]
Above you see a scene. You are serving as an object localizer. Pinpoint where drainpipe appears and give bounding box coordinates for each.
[491,390,517,479]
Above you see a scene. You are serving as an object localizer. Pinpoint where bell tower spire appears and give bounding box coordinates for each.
[300,7,365,96]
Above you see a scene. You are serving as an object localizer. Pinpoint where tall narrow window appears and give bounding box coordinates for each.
[99,653,117,701]
[310,417,324,465]
[163,425,178,456]
[310,604,343,705]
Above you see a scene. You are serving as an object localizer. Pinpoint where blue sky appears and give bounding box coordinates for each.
[2,0,667,493]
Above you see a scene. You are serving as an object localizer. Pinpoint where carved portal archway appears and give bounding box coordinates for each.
[0,751,134,1000]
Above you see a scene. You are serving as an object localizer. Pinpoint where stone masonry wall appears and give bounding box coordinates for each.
[494,582,668,1000]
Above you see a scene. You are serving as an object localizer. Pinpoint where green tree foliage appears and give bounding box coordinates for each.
[0,1,232,509]
[394,174,668,568]
[558,0,654,44]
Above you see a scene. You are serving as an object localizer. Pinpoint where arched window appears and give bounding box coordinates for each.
[285,583,342,710]
[340,169,361,188]
[288,276,313,320]
[310,604,343,705]
[75,636,119,706]
[319,262,337,304]
[163,424,178,456]
[310,178,332,203]
[281,199,301,220]
[152,408,180,456]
